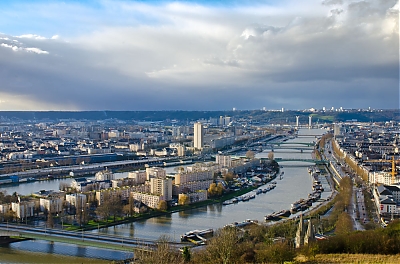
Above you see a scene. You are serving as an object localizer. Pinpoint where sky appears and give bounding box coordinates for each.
[0,0,398,111]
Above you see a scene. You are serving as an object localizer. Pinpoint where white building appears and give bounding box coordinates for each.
[65,193,87,210]
[174,170,213,184]
[0,204,10,215]
[216,154,232,167]
[150,177,172,201]
[369,171,396,185]
[146,167,166,180]
[131,192,163,209]
[194,122,203,150]
[40,197,64,214]
[95,169,114,181]
[128,170,147,184]
[11,201,35,219]
[96,187,131,205]
[71,178,111,192]
[173,180,213,196]
[178,190,208,204]
[210,136,235,149]
[373,185,400,215]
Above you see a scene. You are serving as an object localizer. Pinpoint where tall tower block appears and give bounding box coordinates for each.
[296,116,299,127]
[193,122,203,150]
[308,116,312,129]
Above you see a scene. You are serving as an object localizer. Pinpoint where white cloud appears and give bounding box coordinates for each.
[1,43,20,51]
[17,34,47,40]
[24,47,49,54]
[1,42,48,54]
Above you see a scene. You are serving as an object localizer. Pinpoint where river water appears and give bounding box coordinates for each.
[0,128,327,262]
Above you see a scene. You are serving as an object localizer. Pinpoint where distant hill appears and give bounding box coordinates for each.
[0,109,398,123]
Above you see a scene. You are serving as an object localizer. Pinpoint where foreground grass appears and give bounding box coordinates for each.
[296,254,400,263]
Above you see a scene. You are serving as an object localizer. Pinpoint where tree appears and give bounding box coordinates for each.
[223,172,235,185]
[178,194,190,206]
[256,242,295,264]
[95,193,111,221]
[158,200,168,211]
[182,246,191,262]
[4,211,16,222]
[246,150,255,159]
[208,183,218,197]
[59,182,69,191]
[95,192,123,222]
[216,182,224,196]
[268,151,274,161]
[205,227,239,264]
[134,235,182,264]
[123,193,135,217]
[47,211,54,228]
[335,212,353,235]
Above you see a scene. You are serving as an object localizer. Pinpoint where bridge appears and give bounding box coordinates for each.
[0,156,184,180]
[0,224,190,252]
[262,157,329,165]
[262,147,314,153]
[268,142,315,147]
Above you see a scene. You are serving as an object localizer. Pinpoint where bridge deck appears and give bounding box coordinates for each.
[0,225,189,252]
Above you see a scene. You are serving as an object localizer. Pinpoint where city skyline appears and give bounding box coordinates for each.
[0,0,398,111]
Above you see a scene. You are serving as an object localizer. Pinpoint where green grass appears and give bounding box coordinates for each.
[309,114,335,122]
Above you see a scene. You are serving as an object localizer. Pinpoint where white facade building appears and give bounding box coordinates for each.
[128,170,147,184]
[11,201,35,219]
[95,169,114,181]
[194,122,203,150]
[216,154,232,167]
[131,192,163,209]
[150,177,172,201]
[65,193,87,209]
[40,197,64,214]
[146,167,166,180]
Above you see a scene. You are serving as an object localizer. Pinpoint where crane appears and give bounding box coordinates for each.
[364,156,398,184]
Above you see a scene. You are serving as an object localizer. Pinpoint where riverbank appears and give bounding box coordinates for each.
[68,183,270,232]
[0,236,31,245]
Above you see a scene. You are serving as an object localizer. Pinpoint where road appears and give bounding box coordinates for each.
[0,223,189,250]
[324,140,366,231]
[350,186,365,230]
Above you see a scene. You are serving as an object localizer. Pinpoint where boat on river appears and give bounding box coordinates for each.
[265,210,291,221]
[181,229,214,243]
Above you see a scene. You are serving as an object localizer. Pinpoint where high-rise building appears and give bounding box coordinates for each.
[216,154,232,167]
[150,177,172,201]
[146,167,166,181]
[194,122,203,150]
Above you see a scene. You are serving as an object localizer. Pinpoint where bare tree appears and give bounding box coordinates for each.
[246,150,255,160]
[268,151,274,161]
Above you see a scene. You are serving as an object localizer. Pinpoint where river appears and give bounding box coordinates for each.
[0,128,327,262]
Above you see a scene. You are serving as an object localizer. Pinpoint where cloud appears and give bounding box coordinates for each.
[17,34,47,40]
[1,40,49,54]
[0,0,398,111]
[24,47,49,54]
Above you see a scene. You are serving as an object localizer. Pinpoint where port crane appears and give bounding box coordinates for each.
[364,156,399,184]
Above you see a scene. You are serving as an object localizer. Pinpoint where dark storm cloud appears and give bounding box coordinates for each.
[0,0,398,110]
